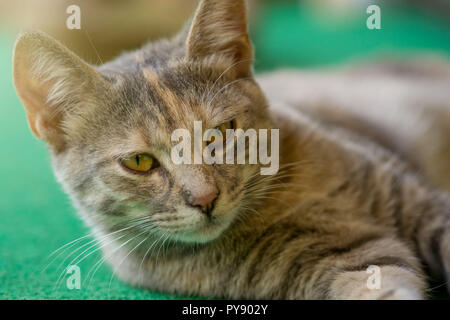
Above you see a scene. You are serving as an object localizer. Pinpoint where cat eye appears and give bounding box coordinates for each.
[206,120,236,149]
[121,154,157,174]
[216,120,235,138]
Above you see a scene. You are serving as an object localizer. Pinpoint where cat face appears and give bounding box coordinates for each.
[57,63,271,244]
[14,0,272,244]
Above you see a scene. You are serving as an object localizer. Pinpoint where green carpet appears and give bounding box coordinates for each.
[0,33,179,300]
[1,2,449,300]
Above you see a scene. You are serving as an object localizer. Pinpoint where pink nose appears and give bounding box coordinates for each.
[191,187,219,214]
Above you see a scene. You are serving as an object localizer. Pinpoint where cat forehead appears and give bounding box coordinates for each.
[106,128,170,157]
[107,65,243,120]
[94,70,205,145]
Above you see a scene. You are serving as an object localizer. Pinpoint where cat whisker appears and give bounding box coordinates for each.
[207,77,252,110]
[242,166,313,192]
[239,205,265,222]
[53,218,153,290]
[155,233,171,267]
[53,231,131,290]
[45,233,93,260]
[137,230,168,283]
[202,58,254,107]
[107,230,152,295]
[426,281,449,293]
[40,233,93,274]
[248,195,287,205]
[42,215,154,273]
[50,226,129,276]
[246,183,307,194]
[85,224,160,289]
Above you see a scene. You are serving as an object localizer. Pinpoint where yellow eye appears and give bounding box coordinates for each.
[207,120,235,149]
[121,154,156,173]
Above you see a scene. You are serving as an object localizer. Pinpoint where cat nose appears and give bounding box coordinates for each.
[190,187,219,215]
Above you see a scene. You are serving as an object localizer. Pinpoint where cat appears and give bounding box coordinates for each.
[13,0,450,299]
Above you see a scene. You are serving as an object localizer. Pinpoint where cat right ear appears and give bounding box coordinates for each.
[186,0,254,78]
[13,31,109,151]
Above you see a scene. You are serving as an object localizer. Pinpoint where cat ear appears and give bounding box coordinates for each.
[13,31,109,151]
[186,0,253,78]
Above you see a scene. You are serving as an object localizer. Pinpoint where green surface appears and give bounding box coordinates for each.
[0,34,177,300]
[1,2,449,300]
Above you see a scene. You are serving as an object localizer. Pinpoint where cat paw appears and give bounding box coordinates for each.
[329,266,426,300]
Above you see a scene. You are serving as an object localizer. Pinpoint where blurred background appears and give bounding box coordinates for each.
[0,0,449,69]
[0,0,449,299]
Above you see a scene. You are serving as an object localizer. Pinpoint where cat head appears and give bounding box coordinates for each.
[13,0,273,244]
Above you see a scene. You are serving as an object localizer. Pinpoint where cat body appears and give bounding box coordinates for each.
[104,99,449,299]
[259,62,450,192]
[13,0,450,299]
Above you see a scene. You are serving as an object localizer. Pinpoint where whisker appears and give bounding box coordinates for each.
[155,233,171,266]
[41,233,93,274]
[85,223,159,288]
[53,231,130,290]
[41,217,150,273]
[107,230,151,295]
[202,58,254,106]
[52,218,152,290]
[207,77,252,109]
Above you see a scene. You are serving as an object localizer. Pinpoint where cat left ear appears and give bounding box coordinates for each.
[13,31,109,151]
[186,0,253,78]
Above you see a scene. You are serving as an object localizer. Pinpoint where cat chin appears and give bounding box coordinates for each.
[169,218,232,244]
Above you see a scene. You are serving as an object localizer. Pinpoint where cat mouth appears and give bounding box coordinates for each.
[200,208,216,221]
[169,212,229,243]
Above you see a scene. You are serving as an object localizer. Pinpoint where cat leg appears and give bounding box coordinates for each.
[395,189,450,292]
[317,236,427,300]
[415,212,450,292]
[240,220,427,299]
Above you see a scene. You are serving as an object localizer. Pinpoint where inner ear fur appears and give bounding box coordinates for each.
[186,0,254,78]
[13,31,109,151]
